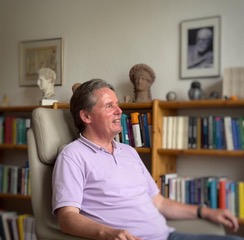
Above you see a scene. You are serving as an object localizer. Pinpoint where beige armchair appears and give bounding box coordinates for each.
[27,107,225,240]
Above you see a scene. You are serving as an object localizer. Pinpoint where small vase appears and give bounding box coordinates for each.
[188,81,203,100]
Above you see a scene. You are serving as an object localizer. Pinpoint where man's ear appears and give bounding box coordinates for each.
[79,110,91,123]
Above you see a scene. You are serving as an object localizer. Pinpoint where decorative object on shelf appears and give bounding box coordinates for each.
[180,16,220,79]
[222,66,244,99]
[129,63,155,103]
[166,91,177,101]
[1,94,10,106]
[37,68,58,106]
[124,95,131,103]
[188,81,204,100]
[208,91,220,99]
[19,38,63,86]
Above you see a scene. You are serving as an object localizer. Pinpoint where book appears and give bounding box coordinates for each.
[214,116,225,149]
[130,112,142,147]
[239,181,244,219]
[196,116,202,149]
[238,117,244,150]
[218,178,227,209]
[0,211,7,240]
[201,116,208,149]
[231,118,240,150]
[167,116,174,149]
[1,211,17,240]
[176,116,185,149]
[139,113,150,147]
[224,116,234,150]
[162,116,168,149]
[17,214,30,240]
[208,115,214,149]
[208,177,218,209]
[160,173,178,198]
[146,112,152,147]
[0,115,4,144]
[120,113,130,145]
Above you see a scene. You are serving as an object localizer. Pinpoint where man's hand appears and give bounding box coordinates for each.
[202,208,239,232]
[98,228,142,240]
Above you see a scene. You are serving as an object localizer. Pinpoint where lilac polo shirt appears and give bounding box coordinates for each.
[52,135,174,240]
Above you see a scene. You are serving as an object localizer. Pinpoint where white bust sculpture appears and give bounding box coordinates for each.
[37,67,56,99]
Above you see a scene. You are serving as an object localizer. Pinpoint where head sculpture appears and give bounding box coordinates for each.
[129,63,155,102]
[37,67,56,99]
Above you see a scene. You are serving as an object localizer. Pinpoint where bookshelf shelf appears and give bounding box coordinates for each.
[0,193,31,199]
[158,149,244,157]
[0,144,28,150]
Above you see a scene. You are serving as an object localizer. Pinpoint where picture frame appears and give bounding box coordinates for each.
[180,16,220,79]
[19,37,63,86]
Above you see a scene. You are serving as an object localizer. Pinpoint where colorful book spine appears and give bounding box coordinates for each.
[120,113,130,145]
[130,112,142,147]
[239,182,244,219]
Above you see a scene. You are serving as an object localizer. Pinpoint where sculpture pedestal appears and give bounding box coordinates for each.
[40,99,58,106]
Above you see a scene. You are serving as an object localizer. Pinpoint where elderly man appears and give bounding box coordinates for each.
[188,28,213,69]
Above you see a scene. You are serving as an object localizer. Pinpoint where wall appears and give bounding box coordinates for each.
[0,0,244,105]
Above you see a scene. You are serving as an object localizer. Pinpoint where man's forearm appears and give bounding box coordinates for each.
[58,210,110,239]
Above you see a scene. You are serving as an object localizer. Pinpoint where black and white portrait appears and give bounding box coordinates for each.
[187,27,213,69]
[180,16,220,79]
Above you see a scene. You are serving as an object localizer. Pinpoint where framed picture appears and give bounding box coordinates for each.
[19,37,63,86]
[180,16,220,79]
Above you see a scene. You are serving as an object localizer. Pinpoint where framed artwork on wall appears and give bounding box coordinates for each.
[19,37,63,86]
[180,16,221,79]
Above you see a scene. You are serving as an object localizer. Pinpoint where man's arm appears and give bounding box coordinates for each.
[56,206,142,240]
[152,193,239,232]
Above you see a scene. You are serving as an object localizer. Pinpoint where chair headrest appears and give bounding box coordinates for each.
[31,107,78,165]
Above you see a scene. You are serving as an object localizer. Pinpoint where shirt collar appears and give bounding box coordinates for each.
[78,134,119,153]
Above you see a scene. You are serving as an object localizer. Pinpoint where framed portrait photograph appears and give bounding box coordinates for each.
[19,37,63,86]
[180,16,221,79]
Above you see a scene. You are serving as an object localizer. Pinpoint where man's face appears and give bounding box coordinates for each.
[87,87,122,139]
[196,28,212,54]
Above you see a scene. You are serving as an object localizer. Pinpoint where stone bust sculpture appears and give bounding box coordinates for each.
[37,67,56,99]
[129,63,155,102]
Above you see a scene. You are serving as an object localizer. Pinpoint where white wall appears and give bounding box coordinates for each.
[1,0,244,105]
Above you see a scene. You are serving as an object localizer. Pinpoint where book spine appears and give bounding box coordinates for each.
[239,182,244,219]
[130,112,142,147]
[120,113,130,145]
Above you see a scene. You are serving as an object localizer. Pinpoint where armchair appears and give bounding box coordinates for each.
[27,107,225,240]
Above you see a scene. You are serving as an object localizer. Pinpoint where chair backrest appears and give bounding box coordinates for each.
[27,107,87,240]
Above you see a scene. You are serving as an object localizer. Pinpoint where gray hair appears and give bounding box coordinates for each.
[70,78,114,133]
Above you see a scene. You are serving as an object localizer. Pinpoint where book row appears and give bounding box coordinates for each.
[0,116,31,145]
[160,174,244,219]
[116,112,152,148]
[0,211,36,240]
[162,115,244,150]
[0,164,31,196]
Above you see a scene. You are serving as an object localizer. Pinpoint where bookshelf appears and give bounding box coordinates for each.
[0,105,45,214]
[152,99,244,224]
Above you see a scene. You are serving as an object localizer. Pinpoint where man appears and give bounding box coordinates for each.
[37,67,56,99]
[188,28,213,69]
[52,79,242,240]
